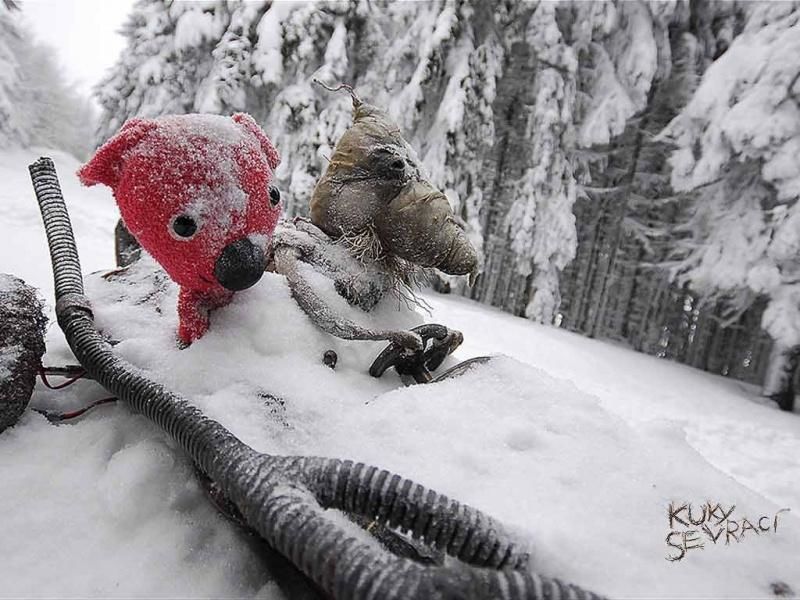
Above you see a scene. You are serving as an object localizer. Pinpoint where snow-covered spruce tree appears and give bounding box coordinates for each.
[559,0,711,352]
[557,0,688,340]
[556,0,778,385]
[660,2,800,405]
[458,2,578,321]
[96,1,218,137]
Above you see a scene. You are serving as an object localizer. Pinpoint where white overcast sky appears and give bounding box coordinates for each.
[18,0,135,100]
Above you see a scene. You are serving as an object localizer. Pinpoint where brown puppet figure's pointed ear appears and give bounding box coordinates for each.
[232,113,280,171]
[78,118,157,190]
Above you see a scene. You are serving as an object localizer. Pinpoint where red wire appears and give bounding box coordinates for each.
[34,397,117,422]
[56,397,117,420]
[38,367,86,390]
[35,366,115,421]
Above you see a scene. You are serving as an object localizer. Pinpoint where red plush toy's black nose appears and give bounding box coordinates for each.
[214,238,267,292]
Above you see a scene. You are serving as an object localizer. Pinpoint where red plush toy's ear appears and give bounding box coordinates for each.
[232,113,280,171]
[78,118,157,190]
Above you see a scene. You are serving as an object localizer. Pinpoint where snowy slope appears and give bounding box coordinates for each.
[0,149,798,599]
[0,148,118,305]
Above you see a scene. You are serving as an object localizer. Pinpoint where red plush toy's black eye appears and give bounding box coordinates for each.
[268,185,281,207]
[170,215,198,239]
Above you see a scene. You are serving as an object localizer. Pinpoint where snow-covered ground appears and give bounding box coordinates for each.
[1,148,798,598]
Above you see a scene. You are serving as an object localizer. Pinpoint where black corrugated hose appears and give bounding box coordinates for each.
[29,157,605,600]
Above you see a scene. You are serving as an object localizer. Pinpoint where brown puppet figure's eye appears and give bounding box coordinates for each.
[268,185,281,207]
[170,215,198,239]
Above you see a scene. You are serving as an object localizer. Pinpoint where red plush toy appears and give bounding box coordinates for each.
[79,113,282,345]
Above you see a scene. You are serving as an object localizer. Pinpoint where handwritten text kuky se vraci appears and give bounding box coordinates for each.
[665,501,790,562]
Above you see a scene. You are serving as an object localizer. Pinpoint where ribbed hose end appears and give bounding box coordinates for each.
[29,157,88,328]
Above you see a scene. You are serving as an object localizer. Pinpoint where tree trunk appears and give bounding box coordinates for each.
[762,342,798,411]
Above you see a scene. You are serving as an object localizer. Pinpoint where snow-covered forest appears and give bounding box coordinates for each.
[73,0,800,403]
[0,0,94,156]
[2,1,800,598]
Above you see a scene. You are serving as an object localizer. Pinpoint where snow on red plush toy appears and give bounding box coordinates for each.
[78,113,282,345]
